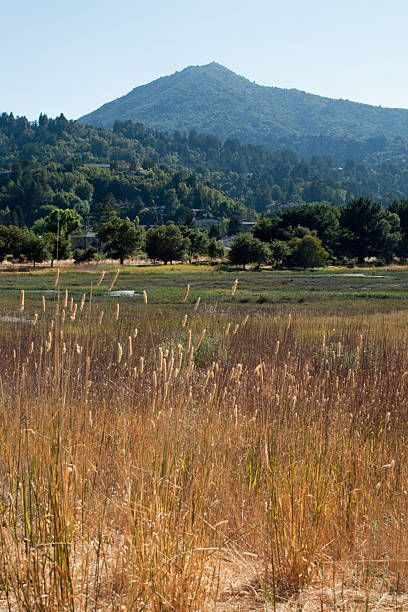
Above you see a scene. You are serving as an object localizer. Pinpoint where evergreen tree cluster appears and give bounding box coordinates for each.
[3,113,408,217]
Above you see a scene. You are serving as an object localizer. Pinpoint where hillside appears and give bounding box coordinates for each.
[2,113,408,222]
[80,63,408,160]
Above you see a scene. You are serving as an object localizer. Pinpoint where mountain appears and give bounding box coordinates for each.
[80,63,408,159]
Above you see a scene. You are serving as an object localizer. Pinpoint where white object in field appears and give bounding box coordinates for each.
[110,290,138,297]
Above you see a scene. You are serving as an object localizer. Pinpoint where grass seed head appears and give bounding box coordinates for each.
[182,284,190,303]
[97,270,106,286]
[108,269,120,292]
[71,303,77,321]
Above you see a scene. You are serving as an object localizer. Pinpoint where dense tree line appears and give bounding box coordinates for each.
[3,112,408,269]
[3,113,408,214]
[0,159,248,228]
[1,197,408,269]
[247,198,408,266]
[0,210,225,267]
[113,121,408,209]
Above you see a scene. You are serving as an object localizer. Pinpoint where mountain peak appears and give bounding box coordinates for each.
[192,61,234,72]
[181,61,233,71]
[173,62,246,81]
[80,64,408,153]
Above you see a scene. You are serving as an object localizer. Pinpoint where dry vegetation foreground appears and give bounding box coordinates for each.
[0,273,407,610]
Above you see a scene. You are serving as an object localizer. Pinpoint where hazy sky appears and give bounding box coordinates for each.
[2,0,408,120]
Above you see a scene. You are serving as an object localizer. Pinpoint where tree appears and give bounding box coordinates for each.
[228,213,243,235]
[36,208,82,237]
[94,194,120,226]
[0,225,23,261]
[279,203,340,252]
[389,200,408,260]
[98,217,145,265]
[51,191,89,217]
[21,230,50,266]
[163,188,180,216]
[229,233,271,270]
[288,235,329,269]
[145,224,189,264]
[340,198,401,263]
[207,238,224,260]
[43,232,72,264]
[0,226,9,262]
[33,208,82,265]
[270,240,292,267]
[376,212,401,263]
[181,227,209,262]
[73,247,98,264]
[253,217,283,242]
[0,225,25,261]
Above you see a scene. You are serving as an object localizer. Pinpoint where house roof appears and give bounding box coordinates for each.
[72,231,98,238]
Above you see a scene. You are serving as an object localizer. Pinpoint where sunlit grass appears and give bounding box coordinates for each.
[0,271,406,608]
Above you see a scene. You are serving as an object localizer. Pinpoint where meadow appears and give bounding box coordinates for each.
[0,264,407,610]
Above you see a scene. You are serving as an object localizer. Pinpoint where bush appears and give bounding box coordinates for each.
[73,247,98,264]
[287,235,329,269]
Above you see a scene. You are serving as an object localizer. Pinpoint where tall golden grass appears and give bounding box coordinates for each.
[0,283,407,609]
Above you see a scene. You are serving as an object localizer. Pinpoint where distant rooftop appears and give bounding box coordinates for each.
[72,231,98,238]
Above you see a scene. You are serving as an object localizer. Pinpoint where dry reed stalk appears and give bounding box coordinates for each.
[182,284,190,302]
[19,290,24,312]
[194,328,206,351]
[97,270,106,286]
[108,269,120,292]
[0,293,407,609]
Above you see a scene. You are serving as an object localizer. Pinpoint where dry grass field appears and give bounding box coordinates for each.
[0,267,407,610]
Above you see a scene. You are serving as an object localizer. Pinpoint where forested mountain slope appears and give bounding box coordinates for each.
[80,62,408,161]
[2,111,408,228]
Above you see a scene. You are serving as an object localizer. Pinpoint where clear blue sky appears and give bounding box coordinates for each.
[2,0,408,120]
